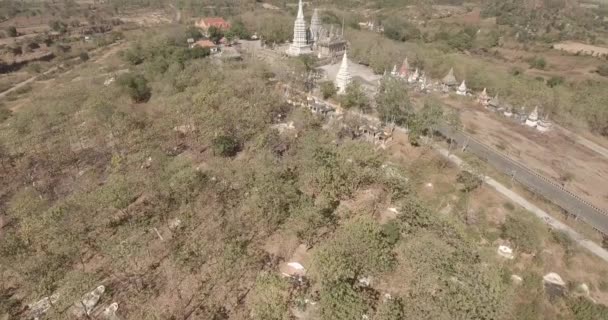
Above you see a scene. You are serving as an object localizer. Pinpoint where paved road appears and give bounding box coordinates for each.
[436,147,608,263]
[438,126,608,235]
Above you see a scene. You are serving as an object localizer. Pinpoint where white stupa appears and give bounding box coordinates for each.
[525,106,539,127]
[286,0,312,56]
[456,80,467,96]
[335,52,352,95]
[537,115,552,132]
[478,88,490,107]
[408,68,419,84]
[391,64,398,77]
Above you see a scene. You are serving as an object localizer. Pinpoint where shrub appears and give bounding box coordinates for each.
[456,170,482,192]
[212,135,240,157]
[79,51,90,62]
[6,26,17,37]
[528,56,547,70]
[117,73,151,103]
[547,76,564,88]
[501,214,546,253]
[567,296,608,320]
[597,64,608,77]
[320,81,337,99]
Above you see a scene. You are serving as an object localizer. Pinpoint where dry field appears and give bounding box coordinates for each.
[444,96,608,213]
[553,41,608,57]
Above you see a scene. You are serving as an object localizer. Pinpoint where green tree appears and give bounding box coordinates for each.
[208,26,224,44]
[320,81,337,99]
[340,81,369,112]
[212,134,240,157]
[375,297,406,320]
[319,282,369,320]
[79,51,89,62]
[250,273,290,320]
[49,20,67,34]
[444,109,462,155]
[375,77,413,125]
[313,217,395,284]
[117,73,151,103]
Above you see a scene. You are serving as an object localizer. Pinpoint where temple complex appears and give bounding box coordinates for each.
[478,88,490,107]
[335,52,352,94]
[456,80,467,96]
[525,106,539,127]
[286,0,312,56]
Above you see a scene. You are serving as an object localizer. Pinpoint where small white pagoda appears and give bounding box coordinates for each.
[456,80,467,96]
[408,68,419,84]
[477,88,490,107]
[537,115,552,132]
[391,64,398,77]
[335,52,352,95]
[525,106,539,127]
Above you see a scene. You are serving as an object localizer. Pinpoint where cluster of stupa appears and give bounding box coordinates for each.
[477,89,552,132]
[385,58,469,96]
[287,0,347,58]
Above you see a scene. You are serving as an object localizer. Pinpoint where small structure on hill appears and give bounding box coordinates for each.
[525,106,539,127]
[335,52,352,94]
[503,103,513,117]
[390,64,398,77]
[477,88,490,107]
[456,80,467,96]
[442,67,458,87]
[194,39,219,53]
[488,94,500,111]
[537,115,552,132]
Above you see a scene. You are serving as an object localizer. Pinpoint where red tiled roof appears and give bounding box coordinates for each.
[195,39,216,48]
[197,17,231,30]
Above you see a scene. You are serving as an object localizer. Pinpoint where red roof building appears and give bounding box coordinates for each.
[194,39,219,53]
[196,17,231,31]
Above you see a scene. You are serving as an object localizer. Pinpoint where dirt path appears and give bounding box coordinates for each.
[435,146,608,263]
[0,66,56,99]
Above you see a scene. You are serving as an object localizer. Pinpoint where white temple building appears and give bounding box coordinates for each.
[456,80,467,96]
[286,0,313,56]
[335,52,352,94]
[525,106,539,127]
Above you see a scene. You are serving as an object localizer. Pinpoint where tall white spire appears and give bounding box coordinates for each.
[287,0,312,56]
[335,52,352,95]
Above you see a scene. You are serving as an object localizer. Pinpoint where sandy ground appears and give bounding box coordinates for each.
[444,97,608,212]
[553,41,608,57]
